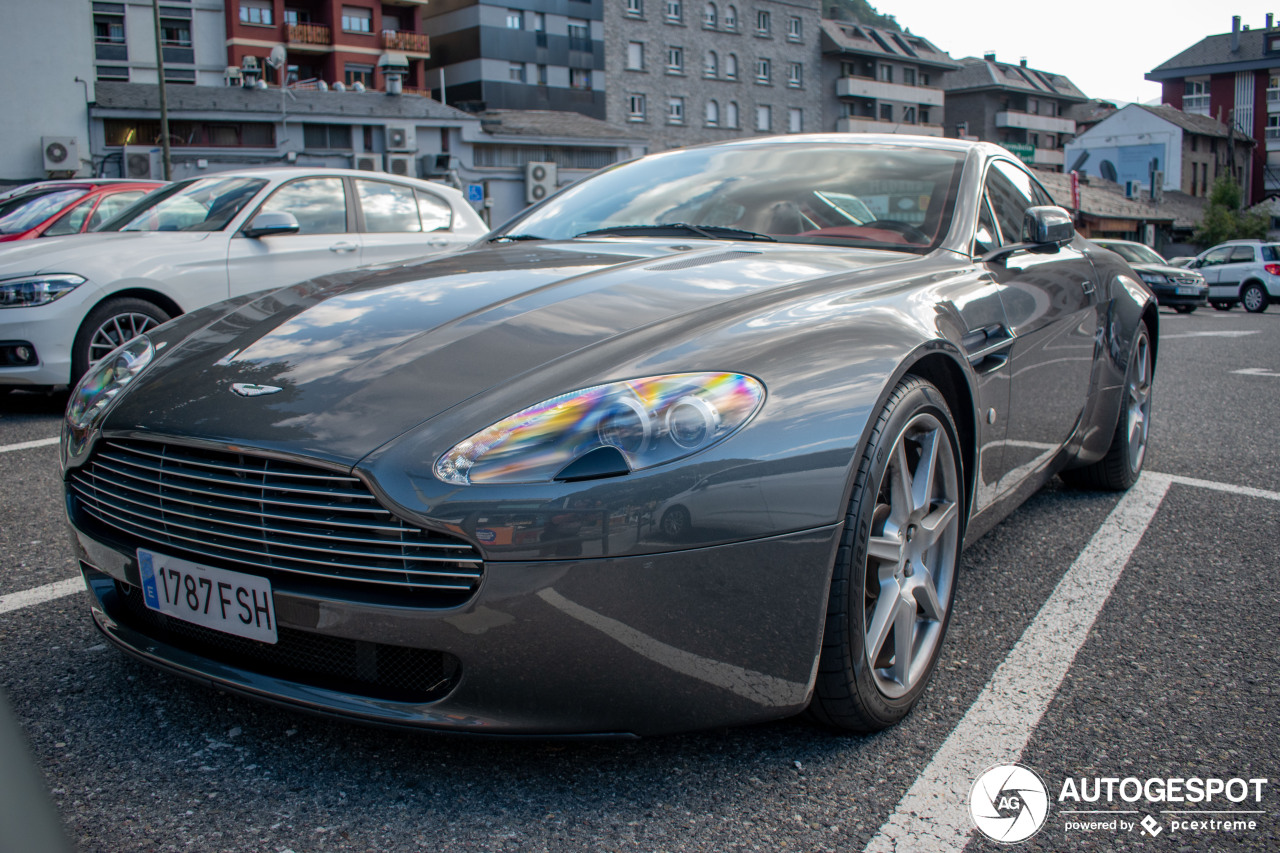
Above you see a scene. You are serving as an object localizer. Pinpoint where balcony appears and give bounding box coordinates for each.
[1267,126,1280,151]
[994,110,1075,135]
[383,30,430,55]
[835,76,944,107]
[1184,94,1210,115]
[1032,148,1064,167]
[836,117,944,136]
[287,23,331,48]
[1269,88,1280,112]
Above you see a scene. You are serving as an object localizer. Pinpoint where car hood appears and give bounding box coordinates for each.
[104,239,917,465]
[0,231,213,277]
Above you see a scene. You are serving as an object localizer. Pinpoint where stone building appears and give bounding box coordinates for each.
[604,0,822,150]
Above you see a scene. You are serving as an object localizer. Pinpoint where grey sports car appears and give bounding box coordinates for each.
[62,135,1157,736]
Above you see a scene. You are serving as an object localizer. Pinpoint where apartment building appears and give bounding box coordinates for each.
[605,0,822,150]
[421,0,606,118]
[942,53,1086,171]
[94,0,228,85]
[820,20,956,136]
[1147,13,1280,202]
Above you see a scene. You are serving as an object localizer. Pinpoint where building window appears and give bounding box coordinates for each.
[626,0,644,18]
[96,65,129,81]
[94,12,125,43]
[724,4,737,29]
[666,0,682,23]
[878,64,893,83]
[534,12,546,30]
[506,9,523,28]
[536,64,548,84]
[704,50,717,77]
[879,103,893,121]
[568,19,591,50]
[787,62,801,87]
[706,99,719,126]
[104,119,275,148]
[726,101,739,128]
[725,53,737,79]
[920,107,930,125]
[345,64,374,86]
[239,0,273,25]
[756,10,770,34]
[570,68,592,88]
[902,67,916,86]
[667,46,684,73]
[508,62,526,82]
[704,2,717,27]
[903,106,916,124]
[755,57,770,83]
[668,96,685,123]
[628,93,647,120]
[787,16,801,41]
[755,104,770,131]
[788,107,802,133]
[627,41,645,70]
[303,124,354,150]
[341,6,372,33]
[921,72,930,86]
[1185,79,1209,112]
[160,18,192,46]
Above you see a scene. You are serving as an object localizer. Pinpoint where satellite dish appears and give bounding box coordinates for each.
[267,45,287,69]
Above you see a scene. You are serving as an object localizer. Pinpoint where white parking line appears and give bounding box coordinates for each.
[0,436,58,454]
[1161,330,1260,339]
[0,577,84,616]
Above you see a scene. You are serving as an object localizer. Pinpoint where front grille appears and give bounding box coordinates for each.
[68,439,482,600]
[113,580,458,702]
[1169,275,1203,286]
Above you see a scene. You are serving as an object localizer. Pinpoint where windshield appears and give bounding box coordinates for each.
[103,176,268,232]
[0,188,87,234]
[1098,242,1165,265]
[497,143,967,252]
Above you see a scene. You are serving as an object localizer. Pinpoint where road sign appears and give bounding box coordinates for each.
[467,184,484,203]
[1003,142,1035,165]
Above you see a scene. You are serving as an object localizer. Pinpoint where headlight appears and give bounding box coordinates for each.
[436,372,765,485]
[1138,272,1168,285]
[63,335,155,460]
[0,274,85,308]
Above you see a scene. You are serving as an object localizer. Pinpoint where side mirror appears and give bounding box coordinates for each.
[1022,205,1075,247]
[243,211,300,238]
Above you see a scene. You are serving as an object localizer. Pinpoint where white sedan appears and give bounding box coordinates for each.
[0,167,487,388]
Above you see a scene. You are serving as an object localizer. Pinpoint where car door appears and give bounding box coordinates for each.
[225,176,361,297]
[353,178,464,266]
[1214,244,1257,297]
[980,159,1099,494]
[1194,245,1231,290]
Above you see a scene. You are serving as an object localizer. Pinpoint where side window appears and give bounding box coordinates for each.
[256,177,348,234]
[415,190,452,232]
[87,191,146,231]
[1227,245,1255,264]
[973,197,998,256]
[984,160,1038,246]
[42,197,97,237]
[1200,247,1230,266]
[356,180,421,233]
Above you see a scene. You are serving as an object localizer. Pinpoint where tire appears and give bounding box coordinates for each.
[71,298,170,384]
[1174,306,1195,314]
[1211,301,1232,311]
[658,505,691,540]
[809,376,964,732]
[1241,282,1268,313]
[1060,323,1152,491]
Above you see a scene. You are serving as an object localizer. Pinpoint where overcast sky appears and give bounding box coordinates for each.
[885,1,1278,105]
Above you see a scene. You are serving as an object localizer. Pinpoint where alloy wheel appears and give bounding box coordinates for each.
[88,312,161,364]
[1125,330,1152,473]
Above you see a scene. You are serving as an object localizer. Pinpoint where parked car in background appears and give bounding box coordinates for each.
[0,180,164,243]
[0,168,486,389]
[1190,239,1280,312]
[1165,256,1197,268]
[1091,239,1207,313]
[60,135,1157,736]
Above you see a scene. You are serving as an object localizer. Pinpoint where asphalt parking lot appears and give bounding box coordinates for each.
[1,306,1277,853]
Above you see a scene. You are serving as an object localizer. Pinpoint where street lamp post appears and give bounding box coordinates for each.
[151,0,173,180]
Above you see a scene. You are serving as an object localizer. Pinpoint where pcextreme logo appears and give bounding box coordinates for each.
[969,765,1270,844]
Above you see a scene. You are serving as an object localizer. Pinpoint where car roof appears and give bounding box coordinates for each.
[674,132,990,156]
[168,166,467,196]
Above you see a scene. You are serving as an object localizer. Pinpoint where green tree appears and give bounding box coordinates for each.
[824,0,902,31]
[1194,177,1269,246]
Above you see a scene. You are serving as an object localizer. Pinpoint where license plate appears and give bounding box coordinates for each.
[1176,286,1200,295]
[138,549,277,644]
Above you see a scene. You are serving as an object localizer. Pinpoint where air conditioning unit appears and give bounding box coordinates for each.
[386,125,416,152]
[354,153,383,172]
[386,153,415,176]
[525,161,557,204]
[1124,180,1143,200]
[42,136,77,174]
[123,145,163,179]
[1150,171,1164,203]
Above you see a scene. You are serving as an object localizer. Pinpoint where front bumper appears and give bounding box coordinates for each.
[73,522,840,736]
[1150,283,1208,308]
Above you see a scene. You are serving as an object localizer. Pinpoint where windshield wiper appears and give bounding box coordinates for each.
[574,223,775,242]
[491,233,545,242]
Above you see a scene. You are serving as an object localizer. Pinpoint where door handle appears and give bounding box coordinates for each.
[329,242,358,254]
[1081,279,1096,295]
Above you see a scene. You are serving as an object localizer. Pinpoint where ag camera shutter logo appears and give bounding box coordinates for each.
[970,764,1050,844]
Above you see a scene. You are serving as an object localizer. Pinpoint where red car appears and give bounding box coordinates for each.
[0,179,164,242]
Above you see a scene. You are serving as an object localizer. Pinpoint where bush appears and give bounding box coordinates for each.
[1194,177,1268,246]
